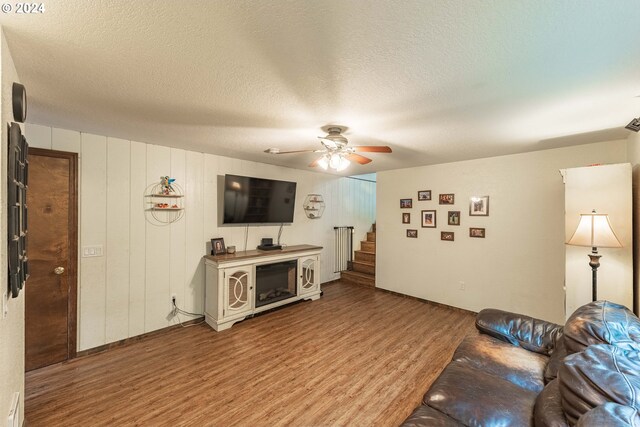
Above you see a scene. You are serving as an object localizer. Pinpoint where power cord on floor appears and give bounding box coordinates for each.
[172,299,206,328]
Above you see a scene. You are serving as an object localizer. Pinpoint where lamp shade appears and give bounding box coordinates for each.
[567,212,622,248]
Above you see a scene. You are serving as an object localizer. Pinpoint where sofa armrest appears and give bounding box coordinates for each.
[475,308,563,356]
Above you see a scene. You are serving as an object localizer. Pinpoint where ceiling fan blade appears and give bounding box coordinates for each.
[346,153,373,165]
[264,148,319,154]
[352,145,392,153]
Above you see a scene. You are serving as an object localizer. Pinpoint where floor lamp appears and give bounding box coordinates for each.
[567,210,622,301]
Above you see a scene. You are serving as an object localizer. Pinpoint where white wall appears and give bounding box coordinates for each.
[563,164,633,318]
[377,140,628,324]
[627,131,640,314]
[0,29,24,426]
[25,124,376,351]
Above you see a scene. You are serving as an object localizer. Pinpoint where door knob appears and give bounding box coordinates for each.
[54,266,65,275]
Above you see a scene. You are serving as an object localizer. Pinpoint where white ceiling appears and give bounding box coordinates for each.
[1,1,639,174]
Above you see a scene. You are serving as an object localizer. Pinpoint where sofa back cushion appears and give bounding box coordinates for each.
[576,403,640,427]
[563,301,640,355]
[558,344,640,425]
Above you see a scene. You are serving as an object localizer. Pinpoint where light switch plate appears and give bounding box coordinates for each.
[82,245,104,258]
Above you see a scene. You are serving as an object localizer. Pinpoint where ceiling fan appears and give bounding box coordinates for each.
[265,127,392,171]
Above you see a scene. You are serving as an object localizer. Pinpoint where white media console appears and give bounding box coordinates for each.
[203,245,322,331]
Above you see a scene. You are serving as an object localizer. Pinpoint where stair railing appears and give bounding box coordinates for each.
[333,226,354,273]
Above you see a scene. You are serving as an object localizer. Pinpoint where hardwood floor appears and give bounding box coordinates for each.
[25,282,476,427]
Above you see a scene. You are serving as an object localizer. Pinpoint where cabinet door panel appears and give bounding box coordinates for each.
[224,268,253,315]
[299,256,319,294]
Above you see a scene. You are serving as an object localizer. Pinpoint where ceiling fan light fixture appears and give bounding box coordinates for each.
[336,156,351,172]
[329,153,341,169]
[317,156,329,170]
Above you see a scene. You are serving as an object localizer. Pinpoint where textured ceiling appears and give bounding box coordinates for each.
[1,1,639,174]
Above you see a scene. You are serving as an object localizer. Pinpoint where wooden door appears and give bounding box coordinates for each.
[25,148,78,371]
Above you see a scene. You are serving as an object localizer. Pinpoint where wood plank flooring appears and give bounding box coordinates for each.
[25,282,476,427]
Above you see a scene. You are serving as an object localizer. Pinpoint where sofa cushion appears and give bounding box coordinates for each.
[452,334,547,392]
[400,405,464,427]
[533,379,569,427]
[475,308,563,356]
[423,361,537,427]
[544,338,567,383]
[576,403,640,427]
[563,301,640,354]
[559,344,640,425]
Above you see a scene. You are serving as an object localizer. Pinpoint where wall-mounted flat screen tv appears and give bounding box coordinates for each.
[223,174,297,224]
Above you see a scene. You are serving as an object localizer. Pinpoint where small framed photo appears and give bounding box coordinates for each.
[421,210,437,228]
[441,231,454,241]
[469,196,490,216]
[448,211,460,226]
[211,238,226,255]
[469,228,486,238]
[418,190,431,201]
[402,212,411,224]
[407,229,418,238]
[400,198,413,209]
[439,193,455,205]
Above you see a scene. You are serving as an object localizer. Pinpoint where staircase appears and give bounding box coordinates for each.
[340,224,376,287]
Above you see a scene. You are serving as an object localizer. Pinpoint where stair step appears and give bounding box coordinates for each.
[352,260,375,275]
[360,241,375,252]
[341,270,375,287]
[366,232,376,242]
[372,223,376,232]
[354,250,375,263]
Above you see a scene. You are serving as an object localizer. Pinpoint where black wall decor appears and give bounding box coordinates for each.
[7,122,28,298]
[12,82,27,123]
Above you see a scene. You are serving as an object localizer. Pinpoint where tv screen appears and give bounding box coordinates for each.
[223,174,297,224]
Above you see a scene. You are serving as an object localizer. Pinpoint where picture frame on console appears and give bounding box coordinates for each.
[211,238,226,255]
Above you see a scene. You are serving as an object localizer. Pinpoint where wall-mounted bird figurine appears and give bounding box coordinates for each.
[160,176,176,195]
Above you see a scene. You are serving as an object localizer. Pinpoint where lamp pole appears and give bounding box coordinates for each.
[587,247,601,301]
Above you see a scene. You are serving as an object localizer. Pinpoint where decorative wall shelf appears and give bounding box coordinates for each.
[303,194,325,219]
[144,178,185,225]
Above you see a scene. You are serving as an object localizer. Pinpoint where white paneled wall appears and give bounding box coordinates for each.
[26,124,376,351]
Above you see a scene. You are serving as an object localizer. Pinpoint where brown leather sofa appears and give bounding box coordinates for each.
[401,301,640,426]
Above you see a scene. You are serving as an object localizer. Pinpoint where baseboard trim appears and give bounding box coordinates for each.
[375,287,477,315]
[76,317,205,358]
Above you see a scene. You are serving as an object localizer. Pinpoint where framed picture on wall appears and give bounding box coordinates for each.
[448,211,460,226]
[400,198,413,209]
[418,190,431,201]
[439,193,455,205]
[441,231,454,241]
[469,196,490,216]
[211,238,226,255]
[407,229,418,238]
[469,228,486,238]
[402,212,410,224]
[421,210,437,228]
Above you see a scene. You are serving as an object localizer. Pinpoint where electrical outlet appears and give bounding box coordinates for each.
[170,294,176,315]
[459,281,466,291]
[2,291,7,319]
